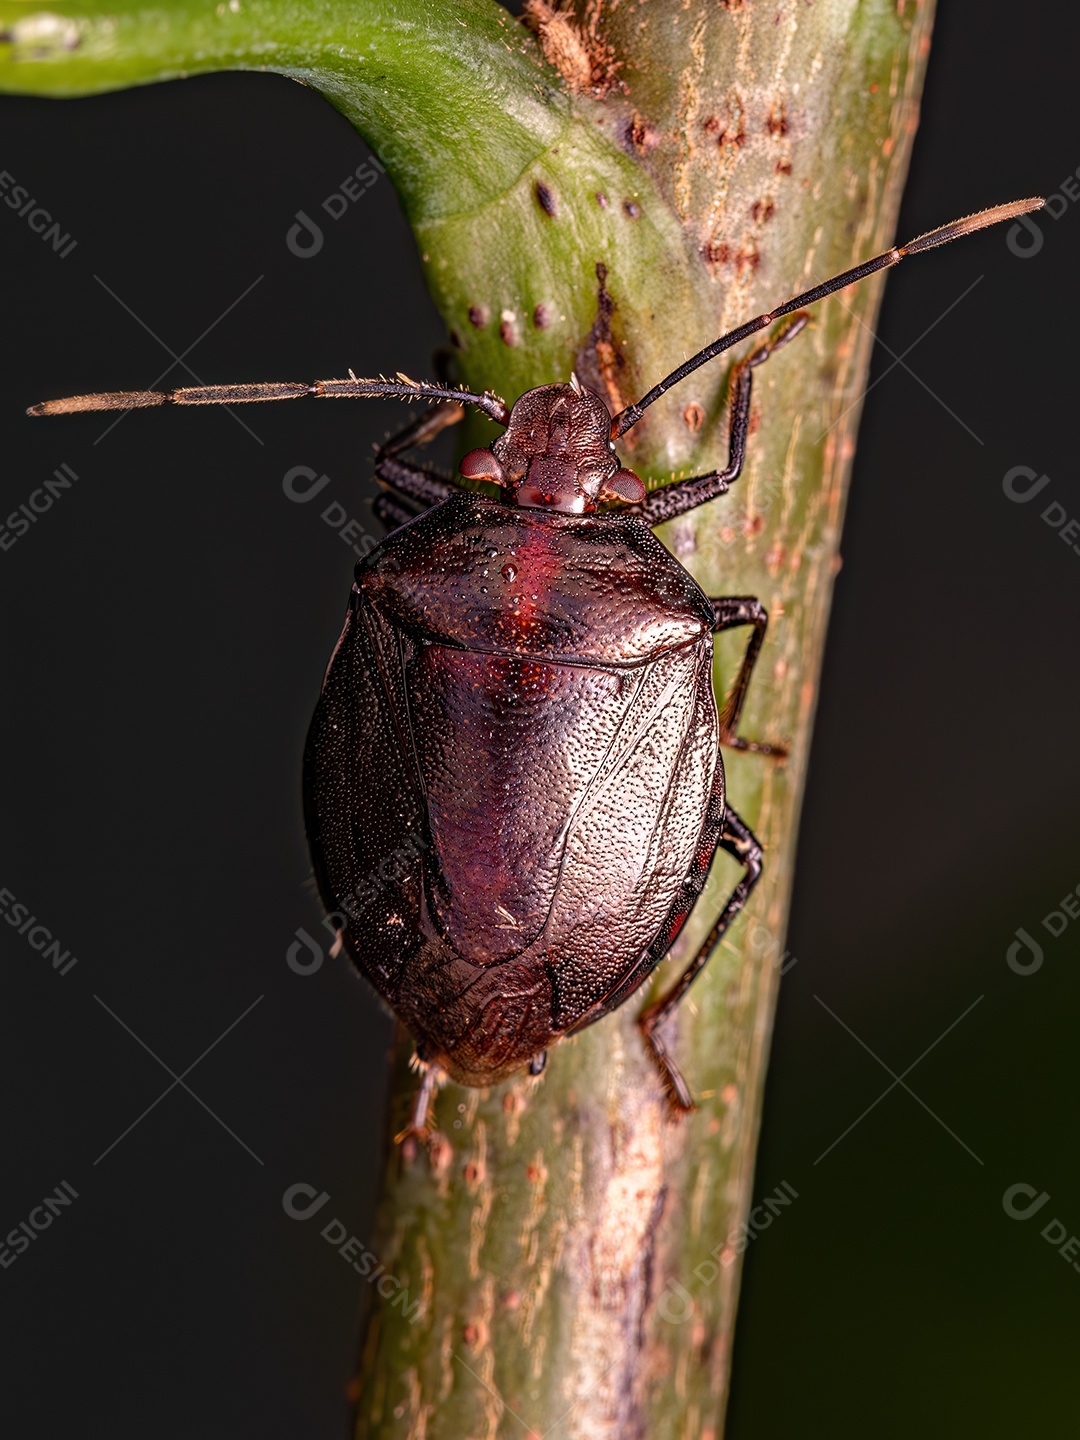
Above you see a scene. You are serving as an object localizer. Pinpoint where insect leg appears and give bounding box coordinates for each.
[711,597,787,758]
[371,492,424,532]
[639,313,808,527]
[639,805,763,1113]
[373,399,470,520]
[394,1059,442,1147]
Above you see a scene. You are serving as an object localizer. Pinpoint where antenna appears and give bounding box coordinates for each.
[610,197,1045,439]
[28,374,512,427]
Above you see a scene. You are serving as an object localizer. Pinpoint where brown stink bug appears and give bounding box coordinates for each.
[29,197,1043,1139]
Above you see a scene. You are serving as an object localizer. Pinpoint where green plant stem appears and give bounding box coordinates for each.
[0,0,938,1433]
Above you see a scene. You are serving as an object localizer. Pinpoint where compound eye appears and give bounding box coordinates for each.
[460,448,508,486]
[600,468,646,505]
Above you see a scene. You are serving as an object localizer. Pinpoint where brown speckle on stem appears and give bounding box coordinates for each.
[628,112,658,154]
[702,237,760,276]
[499,310,519,346]
[682,402,706,433]
[766,102,789,137]
[535,180,558,216]
[709,94,747,151]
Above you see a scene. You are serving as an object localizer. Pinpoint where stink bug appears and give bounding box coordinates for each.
[30,197,1043,1137]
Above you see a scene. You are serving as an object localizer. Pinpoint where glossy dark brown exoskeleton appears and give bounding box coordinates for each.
[28,199,1042,1134]
[300,352,808,1130]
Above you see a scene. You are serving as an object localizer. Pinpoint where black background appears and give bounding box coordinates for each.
[1,4,1078,1436]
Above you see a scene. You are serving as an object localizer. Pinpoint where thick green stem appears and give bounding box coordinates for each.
[358,5,938,1432]
[0,0,562,215]
[0,0,937,1433]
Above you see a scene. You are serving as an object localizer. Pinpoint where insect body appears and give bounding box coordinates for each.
[30,199,1042,1132]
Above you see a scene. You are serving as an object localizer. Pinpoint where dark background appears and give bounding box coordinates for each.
[1,4,1077,1436]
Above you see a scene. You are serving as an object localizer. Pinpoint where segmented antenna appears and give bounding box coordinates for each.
[610,197,1045,439]
[28,372,512,427]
